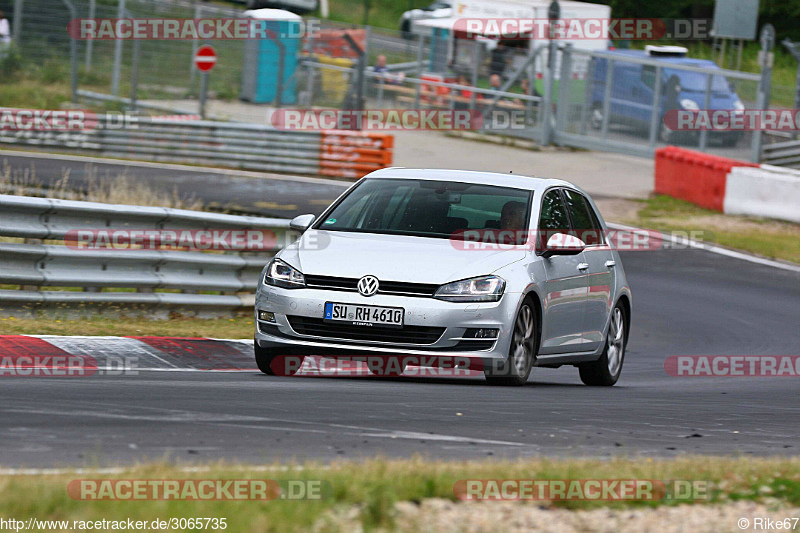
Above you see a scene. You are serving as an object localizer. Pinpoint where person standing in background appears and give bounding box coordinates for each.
[0,10,11,45]
[489,42,507,78]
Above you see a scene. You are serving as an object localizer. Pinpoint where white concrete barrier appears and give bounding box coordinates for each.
[723,165,800,223]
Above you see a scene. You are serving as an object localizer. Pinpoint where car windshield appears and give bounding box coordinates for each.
[666,69,731,93]
[315,178,532,239]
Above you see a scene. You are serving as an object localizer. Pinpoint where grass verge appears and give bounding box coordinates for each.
[622,195,800,264]
[0,316,253,338]
[1,457,800,532]
[0,158,203,210]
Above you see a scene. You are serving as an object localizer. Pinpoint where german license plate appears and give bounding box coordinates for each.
[324,302,404,327]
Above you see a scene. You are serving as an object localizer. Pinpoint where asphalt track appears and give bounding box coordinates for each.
[1,246,799,468]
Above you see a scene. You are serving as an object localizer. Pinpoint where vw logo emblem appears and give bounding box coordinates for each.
[357,275,380,297]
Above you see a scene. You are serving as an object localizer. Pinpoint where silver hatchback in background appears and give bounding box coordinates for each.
[255,168,631,386]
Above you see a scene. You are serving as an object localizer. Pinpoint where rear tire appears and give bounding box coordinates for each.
[578,303,627,386]
[485,299,537,386]
[254,339,304,376]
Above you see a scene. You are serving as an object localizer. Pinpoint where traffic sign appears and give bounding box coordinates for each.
[194,45,217,72]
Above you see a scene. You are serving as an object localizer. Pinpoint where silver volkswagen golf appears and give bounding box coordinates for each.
[254,168,631,386]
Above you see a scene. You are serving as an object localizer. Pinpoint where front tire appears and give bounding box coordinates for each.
[254,339,304,376]
[578,303,627,386]
[485,299,537,386]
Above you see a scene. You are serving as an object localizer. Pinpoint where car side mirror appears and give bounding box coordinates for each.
[541,232,586,258]
[289,214,316,232]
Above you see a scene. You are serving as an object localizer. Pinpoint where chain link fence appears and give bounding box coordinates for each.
[1,0,790,164]
[553,46,763,161]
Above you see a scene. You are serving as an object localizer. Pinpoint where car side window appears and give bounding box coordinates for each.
[584,200,606,245]
[562,189,604,246]
[538,188,571,233]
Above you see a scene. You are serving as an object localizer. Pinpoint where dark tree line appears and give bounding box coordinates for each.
[597,0,800,41]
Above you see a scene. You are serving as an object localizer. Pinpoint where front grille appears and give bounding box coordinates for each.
[304,274,438,298]
[287,316,445,345]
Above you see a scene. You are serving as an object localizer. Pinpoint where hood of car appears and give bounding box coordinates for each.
[278,230,526,285]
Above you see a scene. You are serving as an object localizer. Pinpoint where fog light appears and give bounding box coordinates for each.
[258,311,276,323]
[466,328,499,339]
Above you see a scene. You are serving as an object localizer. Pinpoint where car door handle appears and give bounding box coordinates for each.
[577,263,589,271]
[605,260,616,268]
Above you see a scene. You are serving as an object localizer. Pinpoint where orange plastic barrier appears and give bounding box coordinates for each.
[654,146,758,212]
[319,131,393,179]
[311,29,367,59]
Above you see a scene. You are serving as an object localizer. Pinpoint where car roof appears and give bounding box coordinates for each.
[603,49,718,68]
[364,167,580,192]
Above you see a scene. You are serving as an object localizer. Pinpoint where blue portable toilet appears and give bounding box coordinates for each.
[240,9,301,105]
[429,27,450,72]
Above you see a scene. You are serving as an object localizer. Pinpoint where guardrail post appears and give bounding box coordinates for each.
[85,0,95,71]
[12,0,22,42]
[599,59,613,139]
[647,66,663,148]
[59,0,79,103]
[782,39,800,139]
[541,45,557,145]
[698,72,712,151]
[555,44,572,136]
[752,26,775,162]
[130,38,140,111]
[414,34,424,110]
[111,0,125,96]
[191,3,202,83]
[343,32,365,115]
[579,57,594,136]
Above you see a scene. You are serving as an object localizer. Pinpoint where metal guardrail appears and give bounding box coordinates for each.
[0,111,394,179]
[0,194,293,316]
[761,139,800,168]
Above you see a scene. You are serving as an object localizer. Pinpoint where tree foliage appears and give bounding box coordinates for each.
[598,0,800,42]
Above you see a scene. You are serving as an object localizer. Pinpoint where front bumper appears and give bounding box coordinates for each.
[254,283,520,361]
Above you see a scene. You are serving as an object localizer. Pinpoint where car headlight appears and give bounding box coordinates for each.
[434,275,505,302]
[734,99,745,112]
[680,99,699,111]
[264,259,305,289]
